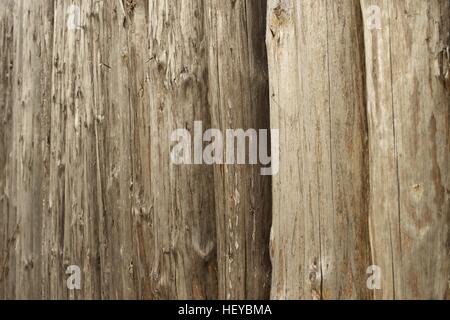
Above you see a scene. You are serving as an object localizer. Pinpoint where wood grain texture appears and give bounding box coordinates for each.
[0,0,448,301]
[361,0,450,299]
[0,0,15,300]
[1,0,219,300]
[45,0,218,300]
[48,0,108,299]
[205,0,272,299]
[145,0,217,299]
[9,0,54,299]
[94,0,135,300]
[266,0,372,299]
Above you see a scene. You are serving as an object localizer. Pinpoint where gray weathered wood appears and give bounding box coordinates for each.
[205,0,272,299]
[144,0,217,299]
[1,0,448,301]
[0,0,15,300]
[361,0,450,299]
[266,0,372,299]
[9,0,54,299]
[44,0,218,300]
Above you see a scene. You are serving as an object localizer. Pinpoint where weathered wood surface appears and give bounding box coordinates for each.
[0,0,448,300]
[47,0,218,300]
[0,0,15,300]
[266,0,372,299]
[1,0,219,300]
[145,0,217,299]
[205,0,272,299]
[0,0,54,300]
[361,0,449,299]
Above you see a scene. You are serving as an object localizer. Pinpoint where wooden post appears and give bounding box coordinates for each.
[205,0,272,299]
[9,0,54,299]
[0,0,15,300]
[144,0,217,299]
[266,0,372,299]
[48,0,110,299]
[45,0,218,300]
[361,0,449,299]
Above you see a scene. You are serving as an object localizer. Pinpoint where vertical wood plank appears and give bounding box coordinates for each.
[0,0,15,300]
[266,0,371,299]
[146,0,217,299]
[11,0,54,299]
[49,0,105,299]
[205,0,272,299]
[361,0,450,299]
[98,0,136,300]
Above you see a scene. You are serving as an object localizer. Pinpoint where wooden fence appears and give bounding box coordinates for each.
[0,0,448,300]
